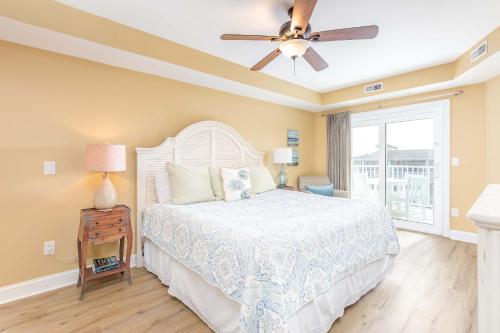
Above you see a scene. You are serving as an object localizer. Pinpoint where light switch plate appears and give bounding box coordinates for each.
[44,161,56,175]
[44,240,55,255]
[451,208,459,218]
[451,157,460,167]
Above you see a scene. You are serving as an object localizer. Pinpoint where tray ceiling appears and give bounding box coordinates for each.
[55,0,500,92]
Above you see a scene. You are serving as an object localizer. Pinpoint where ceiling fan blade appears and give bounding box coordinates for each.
[250,49,281,71]
[309,25,379,42]
[221,34,279,41]
[291,0,317,34]
[303,47,328,71]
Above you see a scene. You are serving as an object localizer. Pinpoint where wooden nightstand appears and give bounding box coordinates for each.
[77,205,133,300]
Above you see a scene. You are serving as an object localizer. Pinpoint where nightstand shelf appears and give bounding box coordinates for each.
[77,205,133,300]
[83,262,127,281]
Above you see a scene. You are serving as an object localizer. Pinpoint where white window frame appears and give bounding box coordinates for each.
[351,99,450,237]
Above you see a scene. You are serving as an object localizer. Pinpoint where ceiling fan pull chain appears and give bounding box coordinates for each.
[293,56,296,76]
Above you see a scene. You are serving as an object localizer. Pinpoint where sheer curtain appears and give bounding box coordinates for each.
[327,112,351,192]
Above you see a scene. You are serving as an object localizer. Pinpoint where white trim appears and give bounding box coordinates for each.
[441,104,451,237]
[449,230,478,244]
[0,255,136,305]
[351,99,450,236]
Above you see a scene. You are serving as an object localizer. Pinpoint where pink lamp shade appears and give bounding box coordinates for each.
[85,144,126,172]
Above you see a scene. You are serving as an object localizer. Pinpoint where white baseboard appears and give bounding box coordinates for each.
[0,255,136,305]
[450,230,478,244]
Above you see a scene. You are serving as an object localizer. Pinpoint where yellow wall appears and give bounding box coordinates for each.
[0,41,316,287]
[315,84,488,233]
[485,75,500,183]
[0,37,498,287]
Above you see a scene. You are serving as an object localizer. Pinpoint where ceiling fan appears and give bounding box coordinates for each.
[221,0,379,72]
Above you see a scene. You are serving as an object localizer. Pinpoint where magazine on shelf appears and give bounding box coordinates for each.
[92,256,120,273]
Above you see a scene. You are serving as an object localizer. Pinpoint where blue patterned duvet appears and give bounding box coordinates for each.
[142,190,399,332]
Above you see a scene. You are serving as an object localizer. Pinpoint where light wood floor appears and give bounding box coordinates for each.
[0,231,477,333]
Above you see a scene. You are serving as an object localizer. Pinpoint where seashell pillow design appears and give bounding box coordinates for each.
[220,167,254,201]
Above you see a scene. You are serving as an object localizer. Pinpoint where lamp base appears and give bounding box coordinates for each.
[94,173,117,211]
[276,163,288,188]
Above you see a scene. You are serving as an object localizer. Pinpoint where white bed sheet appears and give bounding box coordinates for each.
[144,239,395,333]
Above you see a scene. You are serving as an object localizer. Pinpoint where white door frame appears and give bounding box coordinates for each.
[351,99,450,236]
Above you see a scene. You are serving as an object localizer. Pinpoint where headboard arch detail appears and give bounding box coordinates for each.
[135,120,265,266]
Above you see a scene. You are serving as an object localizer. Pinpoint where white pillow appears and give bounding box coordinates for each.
[166,163,215,204]
[208,166,224,201]
[250,166,276,193]
[220,167,254,202]
[155,170,171,203]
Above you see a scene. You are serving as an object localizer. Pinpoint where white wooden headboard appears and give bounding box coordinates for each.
[135,120,264,266]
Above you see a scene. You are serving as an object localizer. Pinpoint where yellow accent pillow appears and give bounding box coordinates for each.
[208,166,224,201]
[250,166,276,193]
[166,163,215,204]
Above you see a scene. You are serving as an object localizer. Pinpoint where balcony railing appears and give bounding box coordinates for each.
[352,163,434,223]
[352,164,434,182]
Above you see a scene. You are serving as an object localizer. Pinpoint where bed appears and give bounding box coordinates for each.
[136,121,399,333]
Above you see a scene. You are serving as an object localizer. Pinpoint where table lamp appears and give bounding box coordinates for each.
[85,144,126,211]
[273,147,293,188]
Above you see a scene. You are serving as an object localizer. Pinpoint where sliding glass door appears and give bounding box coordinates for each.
[385,119,434,224]
[351,100,450,235]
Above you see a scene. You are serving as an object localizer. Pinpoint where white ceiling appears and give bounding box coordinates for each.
[56,0,499,92]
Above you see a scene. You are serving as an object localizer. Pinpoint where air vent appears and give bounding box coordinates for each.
[364,82,383,94]
[471,41,488,63]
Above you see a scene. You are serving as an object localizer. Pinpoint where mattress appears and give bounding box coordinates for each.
[142,189,399,332]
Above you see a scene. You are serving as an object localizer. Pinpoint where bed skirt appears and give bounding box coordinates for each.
[144,238,395,333]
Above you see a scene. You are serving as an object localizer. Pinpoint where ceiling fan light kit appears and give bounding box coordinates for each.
[221,0,379,73]
[279,39,309,58]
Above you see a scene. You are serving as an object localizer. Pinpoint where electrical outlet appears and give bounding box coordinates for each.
[451,208,459,218]
[44,161,56,175]
[451,157,460,167]
[44,240,55,255]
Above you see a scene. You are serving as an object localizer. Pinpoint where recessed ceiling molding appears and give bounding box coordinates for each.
[0,0,321,105]
[0,2,498,113]
[323,51,500,110]
[321,26,499,106]
[0,15,497,113]
[0,17,327,112]
[54,0,500,92]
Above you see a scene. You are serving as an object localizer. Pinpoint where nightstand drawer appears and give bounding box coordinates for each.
[89,215,127,229]
[89,225,128,239]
